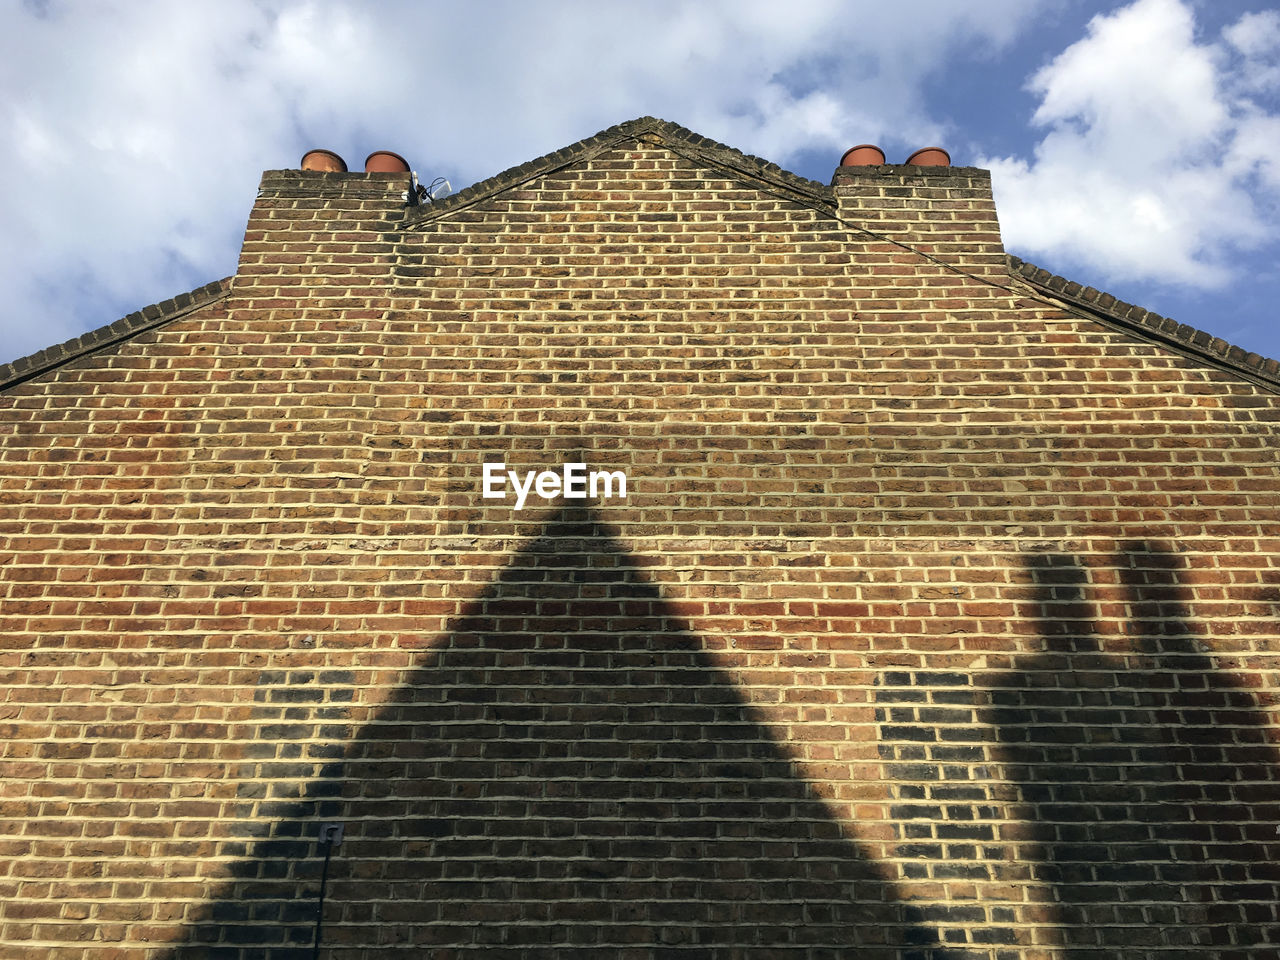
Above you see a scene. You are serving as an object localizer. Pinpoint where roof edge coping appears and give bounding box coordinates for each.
[403,116,836,225]
[830,164,992,184]
[1009,255,1280,391]
[258,169,412,200]
[0,277,233,393]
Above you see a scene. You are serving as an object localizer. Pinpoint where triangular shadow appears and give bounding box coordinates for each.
[167,504,958,959]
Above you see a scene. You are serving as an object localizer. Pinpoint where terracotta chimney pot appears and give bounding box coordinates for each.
[300,149,347,172]
[840,144,886,166]
[905,147,951,167]
[365,150,410,173]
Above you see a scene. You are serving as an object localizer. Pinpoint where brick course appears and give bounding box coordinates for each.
[1,117,1278,958]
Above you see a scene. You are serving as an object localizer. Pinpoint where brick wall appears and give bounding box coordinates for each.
[1,117,1278,958]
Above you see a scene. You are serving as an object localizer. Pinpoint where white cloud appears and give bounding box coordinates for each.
[0,0,1042,366]
[1223,9,1280,63]
[985,0,1280,289]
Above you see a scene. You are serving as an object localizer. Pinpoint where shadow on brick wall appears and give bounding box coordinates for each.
[984,543,1280,958]
[166,505,958,959]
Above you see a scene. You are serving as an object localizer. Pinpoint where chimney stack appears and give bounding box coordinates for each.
[831,144,1003,275]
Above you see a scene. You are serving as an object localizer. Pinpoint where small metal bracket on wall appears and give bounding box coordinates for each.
[319,822,344,847]
[405,172,422,207]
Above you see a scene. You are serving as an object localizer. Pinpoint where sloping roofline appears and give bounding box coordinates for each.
[1009,256,1280,391]
[403,115,837,224]
[0,277,232,392]
[1,115,1276,394]
[401,114,1279,391]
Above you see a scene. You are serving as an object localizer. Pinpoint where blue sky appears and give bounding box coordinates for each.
[2,0,1277,367]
